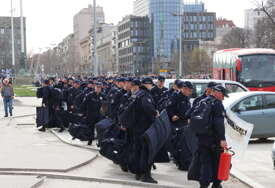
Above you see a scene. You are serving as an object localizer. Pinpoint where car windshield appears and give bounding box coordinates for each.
[239,54,275,87]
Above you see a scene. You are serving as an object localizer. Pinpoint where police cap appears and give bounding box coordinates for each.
[184,81,194,90]
[158,76,165,82]
[177,81,185,89]
[207,82,217,88]
[131,79,141,86]
[141,77,154,85]
[116,78,126,82]
[213,85,229,97]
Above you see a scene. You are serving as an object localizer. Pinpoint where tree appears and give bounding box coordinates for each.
[184,48,212,75]
[254,0,275,26]
[218,28,251,49]
[254,0,275,48]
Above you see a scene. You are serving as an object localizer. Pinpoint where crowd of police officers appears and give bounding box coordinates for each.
[39,75,229,188]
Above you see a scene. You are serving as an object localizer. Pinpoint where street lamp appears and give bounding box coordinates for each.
[10,0,15,69]
[20,0,26,70]
[171,4,184,77]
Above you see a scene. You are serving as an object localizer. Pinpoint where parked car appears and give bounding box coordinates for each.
[223,92,275,139]
[162,79,248,99]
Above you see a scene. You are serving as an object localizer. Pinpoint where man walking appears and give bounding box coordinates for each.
[1,78,14,117]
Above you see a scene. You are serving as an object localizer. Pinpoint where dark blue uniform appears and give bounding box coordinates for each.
[131,86,157,178]
[67,87,82,112]
[197,95,226,188]
[151,86,168,110]
[107,86,126,120]
[167,92,191,127]
[80,91,105,142]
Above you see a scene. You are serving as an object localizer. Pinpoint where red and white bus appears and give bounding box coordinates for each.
[213,48,275,92]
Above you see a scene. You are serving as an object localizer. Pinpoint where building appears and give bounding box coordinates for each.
[182,5,216,42]
[244,9,266,31]
[0,16,26,71]
[215,18,236,44]
[133,0,181,72]
[96,24,117,75]
[118,15,152,75]
[73,5,105,73]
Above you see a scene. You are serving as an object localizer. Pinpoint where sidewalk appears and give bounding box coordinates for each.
[0,97,249,188]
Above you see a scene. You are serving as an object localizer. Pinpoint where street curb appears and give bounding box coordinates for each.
[30,176,45,188]
[12,114,36,119]
[0,172,184,188]
[231,168,265,188]
[0,155,98,173]
[50,129,100,152]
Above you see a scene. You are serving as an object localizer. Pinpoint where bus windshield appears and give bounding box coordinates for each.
[239,54,275,87]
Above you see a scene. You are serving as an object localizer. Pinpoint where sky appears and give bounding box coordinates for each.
[0,0,258,53]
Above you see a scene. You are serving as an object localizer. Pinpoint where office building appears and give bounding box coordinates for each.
[73,5,105,72]
[133,0,181,72]
[117,15,152,75]
[0,16,26,71]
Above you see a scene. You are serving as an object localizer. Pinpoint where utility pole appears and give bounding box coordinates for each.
[179,3,183,77]
[20,0,25,70]
[11,0,15,69]
[92,0,98,76]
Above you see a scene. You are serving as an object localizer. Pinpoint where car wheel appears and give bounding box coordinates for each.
[259,138,268,142]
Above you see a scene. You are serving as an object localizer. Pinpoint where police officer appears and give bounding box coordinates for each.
[151,76,168,110]
[106,78,126,121]
[193,82,217,107]
[196,85,228,188]
[80,82,105,145]
[130,77,159,184]
[67,80,82,113]
[167,81,193,128]
[39,79,53,132]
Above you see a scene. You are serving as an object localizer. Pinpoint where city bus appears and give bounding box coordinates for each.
[213,48,275,92]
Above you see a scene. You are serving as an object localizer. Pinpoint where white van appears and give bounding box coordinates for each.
[163,79,249,99]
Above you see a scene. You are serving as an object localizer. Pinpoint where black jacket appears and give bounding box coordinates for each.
[167,92,191,125]
[132,86,157,135]
[197,95,226,146]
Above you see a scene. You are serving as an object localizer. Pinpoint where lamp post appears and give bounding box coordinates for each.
[20,0,26,70]
[92,0,98,76]
[10,0,15,69]
[171,3,184,77]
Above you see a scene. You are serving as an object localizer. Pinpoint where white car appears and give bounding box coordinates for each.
[163,79,248,99]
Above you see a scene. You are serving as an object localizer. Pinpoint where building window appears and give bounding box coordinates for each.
[0,28,4,34]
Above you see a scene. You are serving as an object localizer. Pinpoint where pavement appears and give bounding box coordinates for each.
[0,97,250,188]
[231,139,275,188]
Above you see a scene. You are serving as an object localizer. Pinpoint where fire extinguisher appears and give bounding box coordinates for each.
[217,147,235,181]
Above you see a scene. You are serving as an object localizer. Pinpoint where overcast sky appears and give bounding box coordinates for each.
[0,0,257,53]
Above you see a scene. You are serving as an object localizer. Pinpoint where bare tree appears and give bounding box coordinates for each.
[254,0,275,26]
[253,0,275,48]
[184,48,212,75]
[218,28,251,49]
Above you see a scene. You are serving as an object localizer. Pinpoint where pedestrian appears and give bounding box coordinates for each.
[151,76,168,111]
[1,78,14,117]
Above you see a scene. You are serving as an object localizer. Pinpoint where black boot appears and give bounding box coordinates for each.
[58,127,65,133]
[38,126,46,132]
[119,164,128,172]
[87,139,93,146]
[135,174,142,181]
[212,183,222,188]
[140,175,158,184]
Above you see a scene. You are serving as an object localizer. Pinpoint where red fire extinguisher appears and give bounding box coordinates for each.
[217,148,235,181]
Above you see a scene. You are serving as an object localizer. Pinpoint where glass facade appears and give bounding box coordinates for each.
[149,0,181,62]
